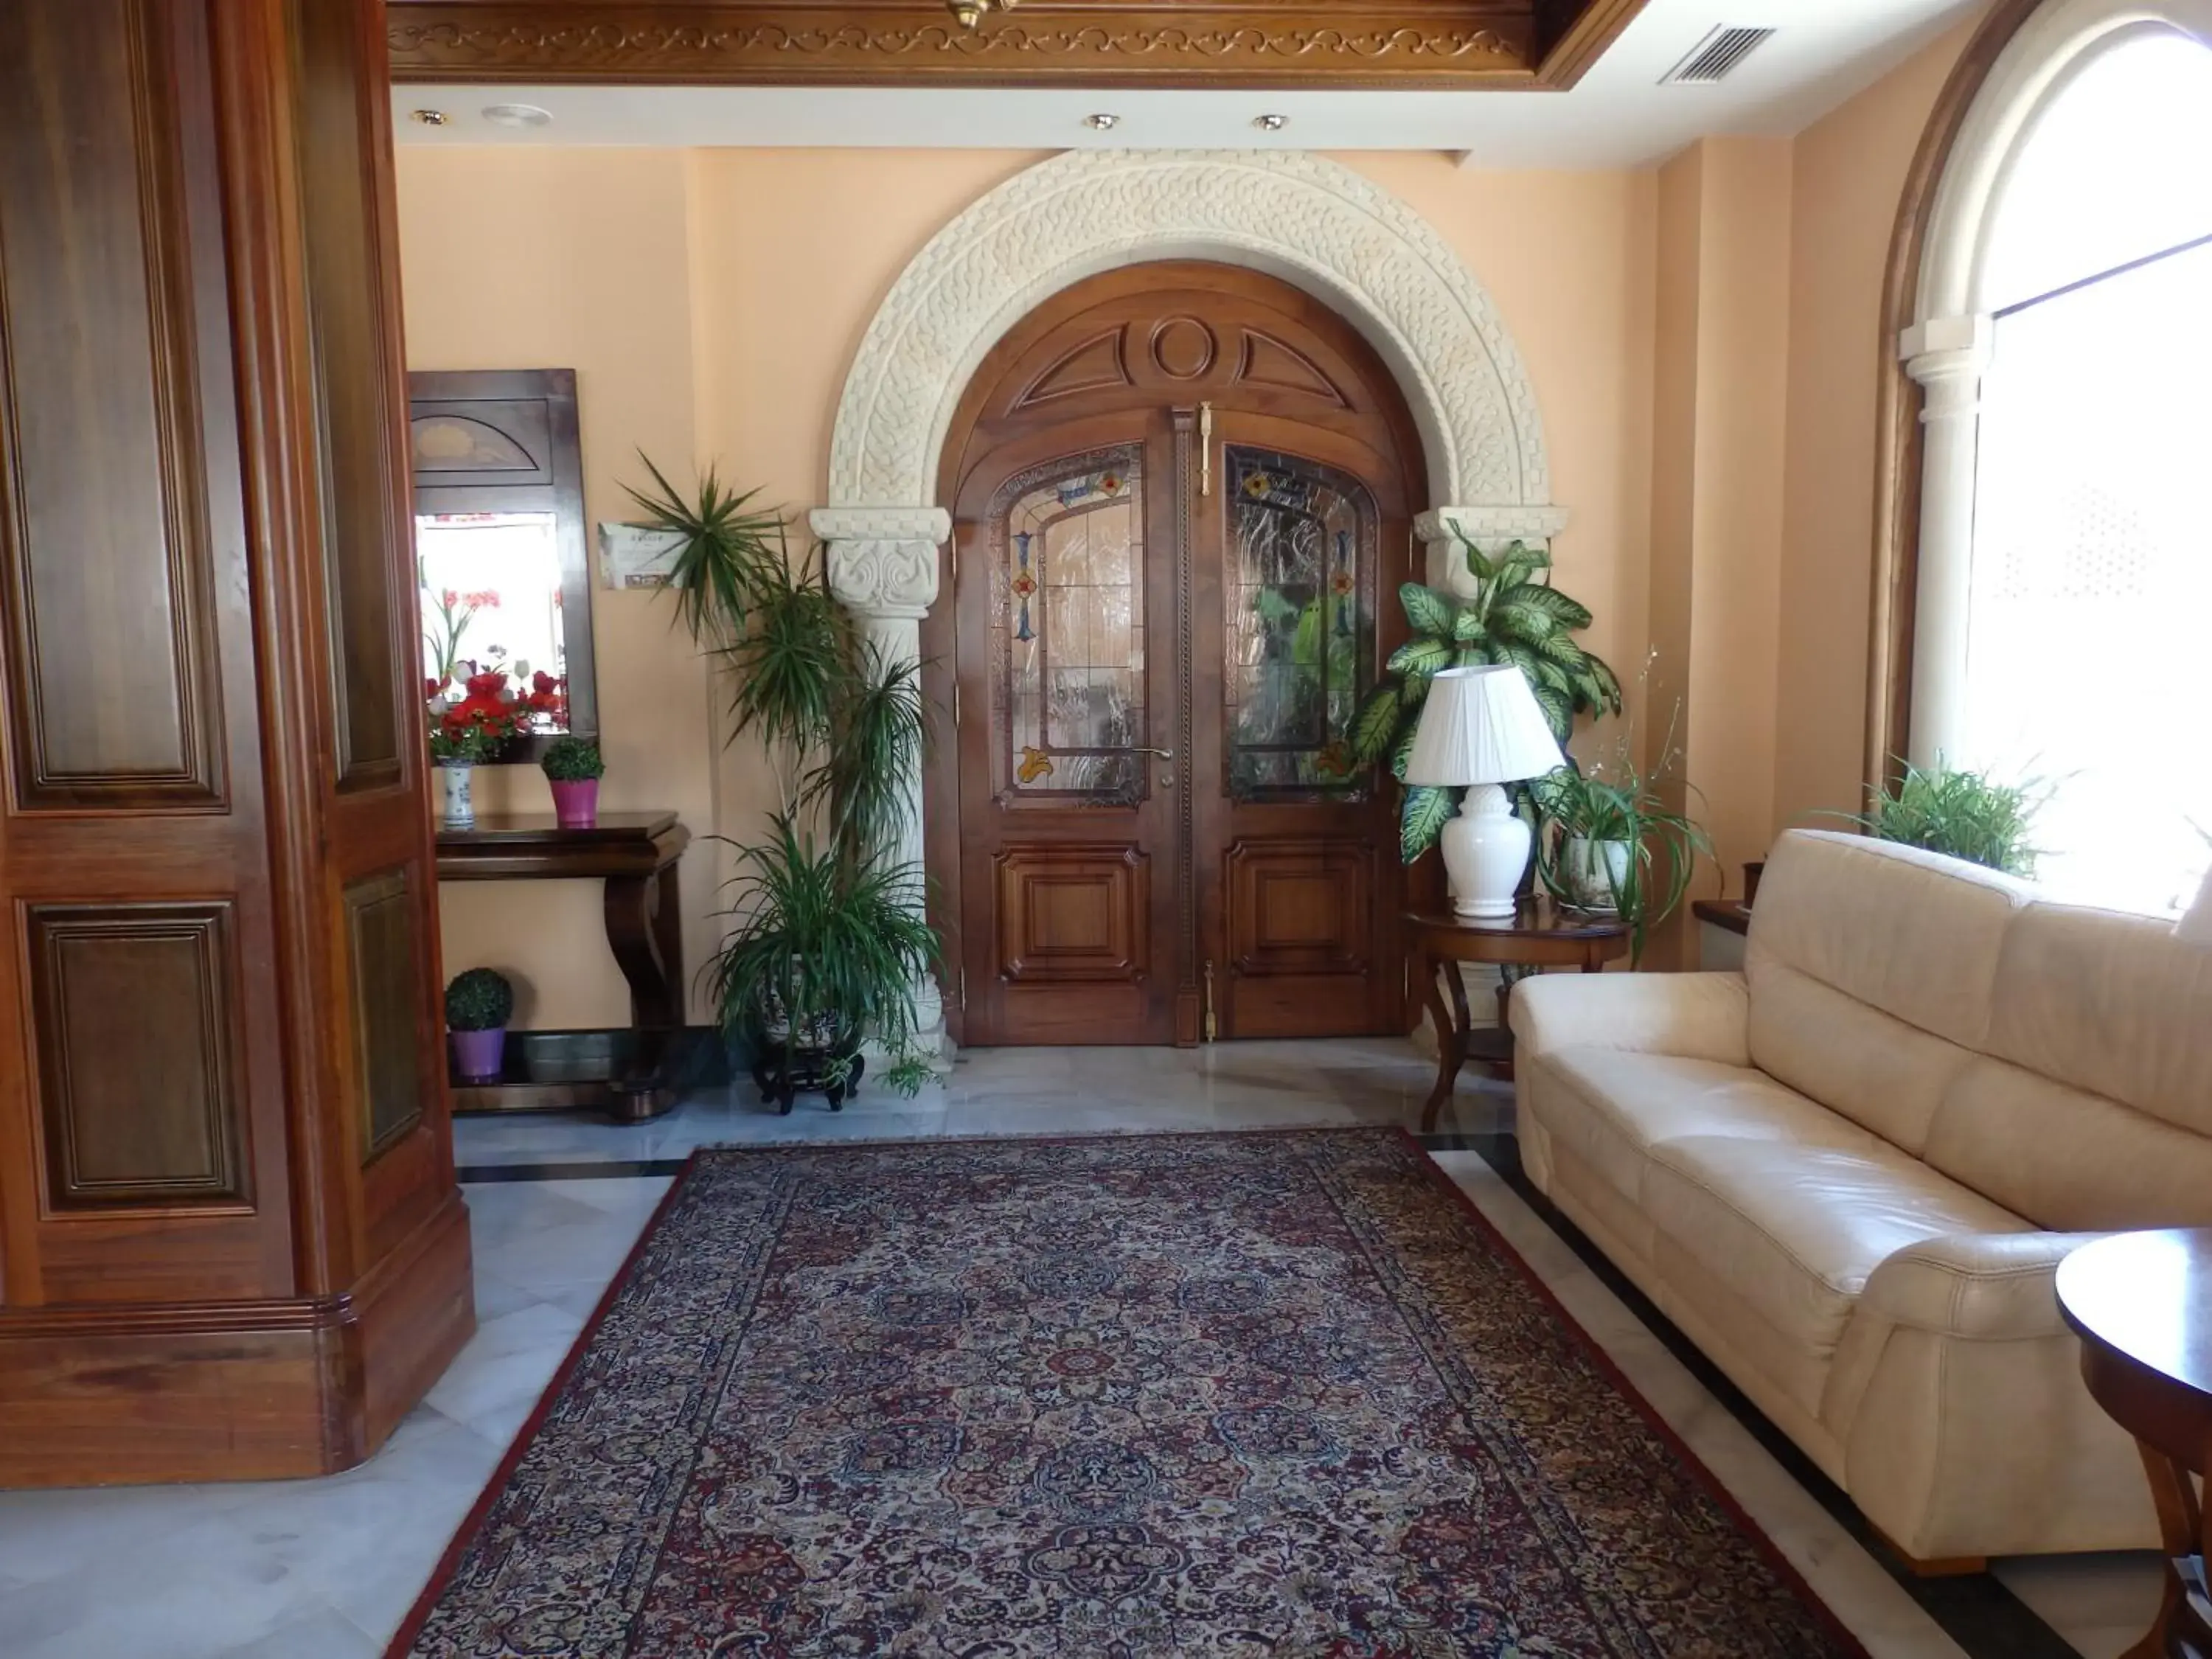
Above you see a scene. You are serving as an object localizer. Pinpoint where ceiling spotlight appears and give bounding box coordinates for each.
[410,109,449,126]
[1084,113,1121,132]
[481,102,554,129]
[1253,114,1290,132]
[949,0,1020,28]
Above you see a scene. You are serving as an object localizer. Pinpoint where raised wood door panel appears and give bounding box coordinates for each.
[0,0,298,1310]
[929,262,1424,1046]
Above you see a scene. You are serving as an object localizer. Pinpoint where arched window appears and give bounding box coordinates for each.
[1900,1,2212,916]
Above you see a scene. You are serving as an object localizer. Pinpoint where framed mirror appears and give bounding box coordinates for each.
[409,367,597,755]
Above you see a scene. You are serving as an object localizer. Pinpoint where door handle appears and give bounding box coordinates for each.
[1131,747,1175,760]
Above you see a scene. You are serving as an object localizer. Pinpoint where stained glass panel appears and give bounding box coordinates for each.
[990,448,1147,805]
[1223,447,1376,801]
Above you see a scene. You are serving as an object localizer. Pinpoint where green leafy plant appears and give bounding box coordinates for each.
[1531,753,1713,966]
[627,456,939,1096]
[539,736,605,783]
[1848,758,2049,877]
[1352,535,1621,861]
[443,967,513,1032]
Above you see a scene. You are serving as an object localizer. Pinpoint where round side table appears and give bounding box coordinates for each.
[1405,900,1630,1133]
[2057,1230,2212,1659]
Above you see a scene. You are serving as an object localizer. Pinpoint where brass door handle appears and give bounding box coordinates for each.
[1132,747,1175,760]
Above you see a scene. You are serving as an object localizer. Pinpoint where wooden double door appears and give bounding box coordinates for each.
[929,264,1427,1046]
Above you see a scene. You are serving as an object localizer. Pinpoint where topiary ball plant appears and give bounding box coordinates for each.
[540,736,605,782]
[444,967,514,1032]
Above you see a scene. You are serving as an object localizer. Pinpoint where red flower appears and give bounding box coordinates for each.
[462,589,501,611]
[425,675,447,701]
[440,588,460,609]
[462,669,510,702]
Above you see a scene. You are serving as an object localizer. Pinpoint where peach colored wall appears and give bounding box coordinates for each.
[394,147,1660,1023]
[1774,18,1983,835]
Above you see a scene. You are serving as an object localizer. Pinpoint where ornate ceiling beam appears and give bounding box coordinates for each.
[385,1,1651,90]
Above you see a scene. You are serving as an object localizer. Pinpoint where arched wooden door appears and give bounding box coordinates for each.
[925,262,1427,1046]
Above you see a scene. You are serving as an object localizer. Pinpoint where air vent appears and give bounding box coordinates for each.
[1663,25,1775,85]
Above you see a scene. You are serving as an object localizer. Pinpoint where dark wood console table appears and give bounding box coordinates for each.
[435,811,691,1121]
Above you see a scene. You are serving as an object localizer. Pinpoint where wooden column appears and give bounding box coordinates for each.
[0,0,473,1486]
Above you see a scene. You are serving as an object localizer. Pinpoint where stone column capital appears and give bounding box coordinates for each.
[1900,314,1995,423]
[810,506,951,622]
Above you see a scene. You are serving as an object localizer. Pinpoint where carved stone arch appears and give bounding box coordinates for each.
[812,146,1568,610]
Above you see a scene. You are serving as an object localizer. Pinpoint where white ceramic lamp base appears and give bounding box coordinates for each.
[1439,782,1529,922]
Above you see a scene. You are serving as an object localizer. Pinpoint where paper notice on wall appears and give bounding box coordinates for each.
[597,523,684,589]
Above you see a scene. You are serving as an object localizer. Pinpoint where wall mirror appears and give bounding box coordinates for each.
[410,367,597,753]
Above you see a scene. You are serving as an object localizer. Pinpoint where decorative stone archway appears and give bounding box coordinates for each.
[807,147,1568,1041]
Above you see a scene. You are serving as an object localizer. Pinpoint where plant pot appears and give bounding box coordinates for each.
[449,1024,506,1083]
[549,777,599,830]
[1558,835,1632,913]
[439,761,476,830]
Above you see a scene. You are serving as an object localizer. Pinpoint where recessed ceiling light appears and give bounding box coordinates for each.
[1253,114,1290,132]
[482,103,554,129]
[1083,113,1121,132]
[410,109,449,126]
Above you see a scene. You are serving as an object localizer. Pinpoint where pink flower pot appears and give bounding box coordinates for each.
[450,1025,507,1084]
[550,778,599,830]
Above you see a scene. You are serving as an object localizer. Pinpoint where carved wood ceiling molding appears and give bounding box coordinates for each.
[385,1,1652,89]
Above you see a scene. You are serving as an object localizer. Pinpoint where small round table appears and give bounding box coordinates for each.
[1405,900,1630,1133]
[2057,1230,2212,1659]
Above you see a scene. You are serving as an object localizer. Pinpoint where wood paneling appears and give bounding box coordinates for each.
[0,0,470,1486]
[0,0,226,810]
[28,903,246,1210]
[294,0,411,790]
[385,1,1657,89]
[347,870,426,1160]
[1225,839,1374,977]
[995,846,1150,984]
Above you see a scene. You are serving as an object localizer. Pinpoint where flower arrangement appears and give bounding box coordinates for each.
[425,666,526,763]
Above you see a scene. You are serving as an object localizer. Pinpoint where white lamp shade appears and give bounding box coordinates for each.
[2179,865,2212,948]
[1402,666,1565,787]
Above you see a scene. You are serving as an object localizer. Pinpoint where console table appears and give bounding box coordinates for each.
[435,811,691,1121]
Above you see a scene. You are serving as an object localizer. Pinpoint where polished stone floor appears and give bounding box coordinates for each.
[0,1040,2165,1658]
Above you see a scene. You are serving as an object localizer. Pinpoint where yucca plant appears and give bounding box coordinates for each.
[627,456,939,1098]
[1849,759,2049,877]
[1352,535,1621,861]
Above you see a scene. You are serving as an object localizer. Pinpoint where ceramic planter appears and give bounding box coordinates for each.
[1559,835,1632,913]
[549,777,599,830]
[449,1024,505,1083]
[439,761,475,830]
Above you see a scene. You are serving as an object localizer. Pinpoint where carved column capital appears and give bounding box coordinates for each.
[810,507,951,622]
[1900,314,1995,424]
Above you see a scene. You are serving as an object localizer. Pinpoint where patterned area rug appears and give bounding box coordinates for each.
[393,1131,1865,1658]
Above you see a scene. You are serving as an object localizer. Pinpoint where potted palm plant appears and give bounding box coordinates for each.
[625,457,939,1108]
[445,967,513,1083]
[540,736,605,830]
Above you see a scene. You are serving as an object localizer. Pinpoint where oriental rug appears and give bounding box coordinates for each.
[392,1130,1866,1658]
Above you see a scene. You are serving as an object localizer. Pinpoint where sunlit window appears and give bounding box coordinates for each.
[1955,29,2212,915]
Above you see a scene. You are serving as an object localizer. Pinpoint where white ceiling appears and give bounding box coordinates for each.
[390,0,1984,169]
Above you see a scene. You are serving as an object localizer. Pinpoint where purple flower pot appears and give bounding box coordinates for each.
[550,778,599,830]
[451,1025,507,1084]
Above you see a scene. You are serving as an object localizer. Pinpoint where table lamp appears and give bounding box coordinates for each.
[2179,865,2212,947]
[1404,665,1565,922]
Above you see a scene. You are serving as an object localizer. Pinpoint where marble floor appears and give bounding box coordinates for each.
[0,1040,2165,1658]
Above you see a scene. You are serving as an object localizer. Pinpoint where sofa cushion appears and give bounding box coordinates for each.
[1746,831,2032,1149]
[1537,1048,1880,1206]
[1641,1135,2031,1417]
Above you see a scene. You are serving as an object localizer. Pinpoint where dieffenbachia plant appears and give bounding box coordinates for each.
[1351,536,1621,862]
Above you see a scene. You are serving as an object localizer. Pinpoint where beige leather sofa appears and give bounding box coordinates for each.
[1510,828,2212,1563]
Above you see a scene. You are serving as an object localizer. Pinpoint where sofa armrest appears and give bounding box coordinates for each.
[1860,1231,2111,1341]
[1508,971,1750,1066]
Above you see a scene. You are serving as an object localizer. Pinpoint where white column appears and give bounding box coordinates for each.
[810,505,953,1049]
[1414,505,1572,599]
[1900,314,1994,769]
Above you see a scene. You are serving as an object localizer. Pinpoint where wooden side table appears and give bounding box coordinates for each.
[436,810,691,1121]
[1405,901,1630,1133]
[2058,1231,2212,1659]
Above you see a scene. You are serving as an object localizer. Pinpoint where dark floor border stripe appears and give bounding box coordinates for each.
[1417,1129,2084,1659]
[459,1158,692,1183]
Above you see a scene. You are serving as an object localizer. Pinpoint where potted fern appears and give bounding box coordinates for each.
[445,967,513,1084]
[1846,758,2048,876]
[540,736,605,830]
[1352,535,1621,861]
[625,458,939,1107]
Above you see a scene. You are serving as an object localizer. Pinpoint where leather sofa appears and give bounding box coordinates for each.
[1509,828,2212,1563]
